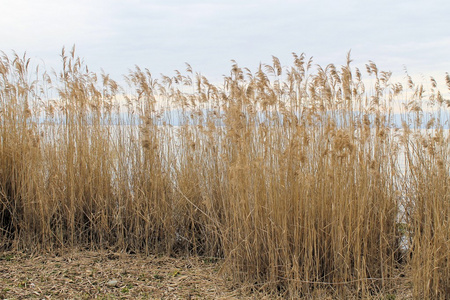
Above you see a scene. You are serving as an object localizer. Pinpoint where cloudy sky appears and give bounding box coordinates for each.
[1,0,450,86]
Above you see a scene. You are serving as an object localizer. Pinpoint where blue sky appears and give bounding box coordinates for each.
[1,0,450,87]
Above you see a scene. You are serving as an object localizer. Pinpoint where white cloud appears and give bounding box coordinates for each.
[0,0,449,86]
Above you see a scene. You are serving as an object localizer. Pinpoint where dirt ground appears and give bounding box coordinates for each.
[0,250,262,300]
[0,250,414,299]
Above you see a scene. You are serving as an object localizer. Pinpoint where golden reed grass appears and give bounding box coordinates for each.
[0,47,449,298]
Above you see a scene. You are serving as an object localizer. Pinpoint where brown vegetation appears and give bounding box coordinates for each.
[0,47,449,298]
[0,250,240,299]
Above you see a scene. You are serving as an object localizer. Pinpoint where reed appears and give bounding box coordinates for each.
[0,47,448,298]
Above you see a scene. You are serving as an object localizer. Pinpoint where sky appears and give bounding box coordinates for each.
[1,0,450,89]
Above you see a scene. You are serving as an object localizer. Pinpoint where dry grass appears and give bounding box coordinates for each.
[0,250,413,299]
[0,250,247,299]
[0,47,449,299]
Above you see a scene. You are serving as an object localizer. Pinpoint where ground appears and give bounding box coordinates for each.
[0,250,261,299]
[0,250,413,299]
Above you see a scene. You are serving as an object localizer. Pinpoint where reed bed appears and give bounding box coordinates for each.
[1,47,449,298]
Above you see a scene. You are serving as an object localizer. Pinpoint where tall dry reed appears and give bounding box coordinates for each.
[0,47,448,298]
